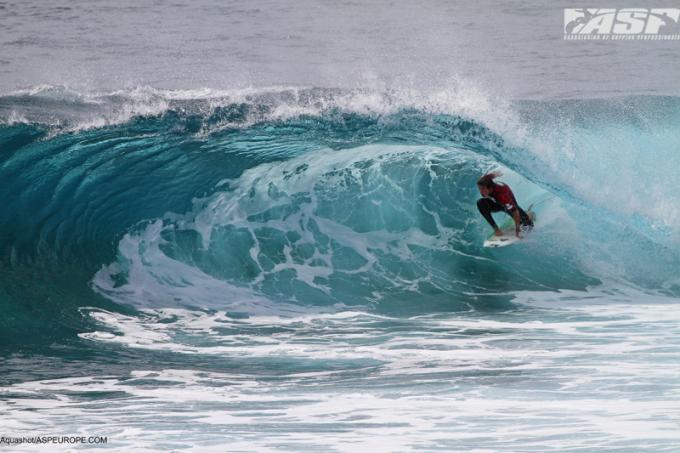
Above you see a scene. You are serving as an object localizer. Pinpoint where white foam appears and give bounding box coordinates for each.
[5,288,680,451]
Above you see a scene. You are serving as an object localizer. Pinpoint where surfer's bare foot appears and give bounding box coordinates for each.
[494,228,503,236]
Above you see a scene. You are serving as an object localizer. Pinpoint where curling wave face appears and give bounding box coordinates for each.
[1,86,680,348]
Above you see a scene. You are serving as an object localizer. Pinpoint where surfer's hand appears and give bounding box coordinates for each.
[494,228,503,237]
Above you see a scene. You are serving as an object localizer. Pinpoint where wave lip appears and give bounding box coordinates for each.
[0,82,519,136]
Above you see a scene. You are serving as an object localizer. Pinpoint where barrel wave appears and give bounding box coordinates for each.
[1,86,680,350]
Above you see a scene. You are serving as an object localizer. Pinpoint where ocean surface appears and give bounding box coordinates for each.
[1,1,680,452]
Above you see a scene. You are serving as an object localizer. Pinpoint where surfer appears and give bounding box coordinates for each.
[476,172,533,238]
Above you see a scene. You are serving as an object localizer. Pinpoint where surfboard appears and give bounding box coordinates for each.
[483,205,535,248]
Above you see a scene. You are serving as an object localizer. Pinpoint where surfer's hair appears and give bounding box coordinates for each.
[476,173,497,189]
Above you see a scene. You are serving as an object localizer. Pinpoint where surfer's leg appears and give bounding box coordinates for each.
[517,207,533,228]
[477,198,504,229]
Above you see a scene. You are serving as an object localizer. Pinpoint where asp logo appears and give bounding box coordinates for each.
[564,8,680,40]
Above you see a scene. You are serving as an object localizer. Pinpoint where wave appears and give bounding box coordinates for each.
[1,85,679,347]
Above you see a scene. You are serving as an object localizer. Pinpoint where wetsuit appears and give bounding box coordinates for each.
[477,183,533,231]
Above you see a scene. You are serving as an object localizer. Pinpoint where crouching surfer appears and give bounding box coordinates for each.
[476,172,533,238]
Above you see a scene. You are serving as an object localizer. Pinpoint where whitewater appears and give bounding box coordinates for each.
[2,1,680,452]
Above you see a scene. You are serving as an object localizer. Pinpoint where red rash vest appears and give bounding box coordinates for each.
[490,183,518,211]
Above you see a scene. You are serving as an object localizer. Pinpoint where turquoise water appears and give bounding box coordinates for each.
[1,86,680,451]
